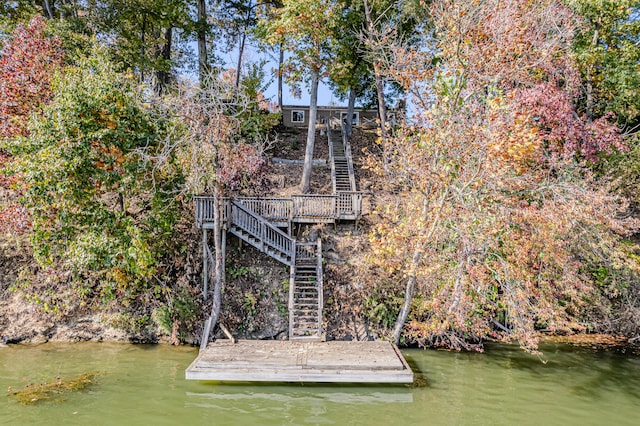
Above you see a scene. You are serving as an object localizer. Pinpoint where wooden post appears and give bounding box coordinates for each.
[199,317,212,352]
[221,230,226,272]
[202,228,208,300]
[219,323,236,343]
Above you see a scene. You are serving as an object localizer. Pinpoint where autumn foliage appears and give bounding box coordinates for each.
[0,16,63,138]
[0,16,63,235]
[365,0,637,351]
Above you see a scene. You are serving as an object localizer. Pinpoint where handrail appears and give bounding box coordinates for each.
[292,194,337,219]
[340,121,358,191]
[194,196,216,228]
[336,191,363,218]
[316,238,323,338]
[230,201,294,261]
[295,241,318,260]
[198,195,350,225]
[327,122,338,194]
[194,196,228,228]
[234,197,292,222]
[288,244,296,339]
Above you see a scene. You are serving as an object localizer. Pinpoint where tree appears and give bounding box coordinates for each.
[365,0,633,351]
[0,2,40,33]
[153,73,266,337]
[362,0,389,139]
[13,50,182,313]
[569,1,640,207]
[253,1,285,110]
[0,16,63,138]
[260,0,337,193]
[215,0,260,88]
[195,0,210,83]
[0,16,64,234]
[359,0,428,139]
[327,0,372,137]
[571,0,640,125]
[90,0,190,92]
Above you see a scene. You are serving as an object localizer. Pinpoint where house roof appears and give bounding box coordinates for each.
[282,105,375,112]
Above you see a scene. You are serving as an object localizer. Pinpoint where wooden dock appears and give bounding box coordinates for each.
[185,340,414,383]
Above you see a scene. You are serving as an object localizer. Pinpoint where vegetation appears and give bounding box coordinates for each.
[9,372,98,405]
[1,1,640,352]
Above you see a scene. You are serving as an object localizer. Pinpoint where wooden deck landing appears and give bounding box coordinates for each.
[185,340,414,383]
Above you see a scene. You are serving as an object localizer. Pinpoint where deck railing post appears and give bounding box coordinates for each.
[195,197,201,228]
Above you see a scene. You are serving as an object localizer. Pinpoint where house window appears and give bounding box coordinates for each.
[291,110,305,123]
[340,112,359,126]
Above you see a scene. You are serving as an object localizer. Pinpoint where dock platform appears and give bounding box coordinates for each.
[185,340,414,383]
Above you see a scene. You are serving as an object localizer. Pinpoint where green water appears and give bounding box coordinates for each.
[0,342,638,425]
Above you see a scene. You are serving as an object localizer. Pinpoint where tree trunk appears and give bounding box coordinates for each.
[300,69,319,193]
[155,26,173,95]
[197,0,209,85]
[209,186,225,331]
[277,43,284,111]
[391,270,417,345]
[140,16,146,83]
[345,86,357,137]
[235,30,247,88]
[363,0,388,140]
[391,194,443,345]
[235,5,254,89]
[374,68,388,139]
[118,192,125,214]
[41,1,55,18]
[586,27,600,121]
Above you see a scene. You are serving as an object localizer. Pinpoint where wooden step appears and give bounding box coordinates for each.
[294,297,318,302]
[292,316,318,321]
[291,330,321,335]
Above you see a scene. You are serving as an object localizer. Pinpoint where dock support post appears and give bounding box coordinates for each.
[202,228,208,300]
[199,317,212,352]
[221,230,226,271]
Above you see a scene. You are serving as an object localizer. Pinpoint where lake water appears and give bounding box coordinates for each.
[1,342,638,425]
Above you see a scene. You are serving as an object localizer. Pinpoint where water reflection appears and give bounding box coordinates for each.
[185,387,412,425]
[186,388,413,406]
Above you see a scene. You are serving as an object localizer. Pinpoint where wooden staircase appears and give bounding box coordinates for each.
[289,241,323,341]
[196,125,370,345]
[228,201,294,266]
[329,126,358,193]
[331,131,353,192]
[225,200,324,341]
[327,124,362,220]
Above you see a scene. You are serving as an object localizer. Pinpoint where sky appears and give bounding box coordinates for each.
[218,42,348,108]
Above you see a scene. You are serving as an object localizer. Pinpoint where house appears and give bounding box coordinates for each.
[281,105,383,128]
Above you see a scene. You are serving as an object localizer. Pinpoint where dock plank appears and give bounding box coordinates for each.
[186,340,414,383]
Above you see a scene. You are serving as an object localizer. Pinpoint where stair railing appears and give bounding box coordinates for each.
[230,201,294,264]
[288,247,296,339]
[327,122,338,194]
[234,197,292,222]
[340,121,358,191]
[194,196,216,228]
[316,238,323,338]
[291,194,337,221]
